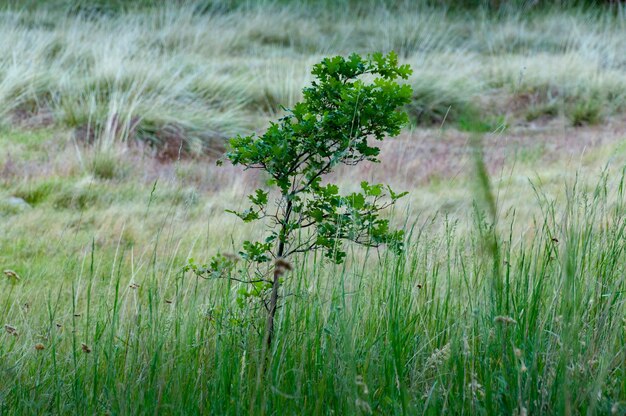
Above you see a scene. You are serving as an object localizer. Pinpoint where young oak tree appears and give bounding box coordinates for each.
[186,52,413,349]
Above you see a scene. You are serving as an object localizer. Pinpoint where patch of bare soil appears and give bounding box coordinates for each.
[10,105,55,129]
[347,118,626,189]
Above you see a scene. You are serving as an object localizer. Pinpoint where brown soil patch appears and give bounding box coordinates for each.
[342,118,626,189]
[10,105,55,129]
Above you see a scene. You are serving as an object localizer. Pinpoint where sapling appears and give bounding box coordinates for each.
[186,52,413,350]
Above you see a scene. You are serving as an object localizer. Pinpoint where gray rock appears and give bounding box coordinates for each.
[4,197,32,211]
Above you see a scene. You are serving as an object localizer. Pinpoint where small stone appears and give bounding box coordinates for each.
[5,197,32,211]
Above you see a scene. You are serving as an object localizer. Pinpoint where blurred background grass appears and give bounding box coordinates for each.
[0,0,623,154]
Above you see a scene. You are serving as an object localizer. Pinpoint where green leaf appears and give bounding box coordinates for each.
[226,208,259,223]
[347,193,365,209]
[361,181,383,197]
[387,185,409,201]
[239,240,272,263]
[249,189,269,207]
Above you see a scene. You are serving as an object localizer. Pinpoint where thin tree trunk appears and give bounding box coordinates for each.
[264,199,292,351]
[265,267,281,351]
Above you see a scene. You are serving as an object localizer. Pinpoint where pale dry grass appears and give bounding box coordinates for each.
[0,2,623,151]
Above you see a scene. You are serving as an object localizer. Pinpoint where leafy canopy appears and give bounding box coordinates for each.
[222,52,413,264]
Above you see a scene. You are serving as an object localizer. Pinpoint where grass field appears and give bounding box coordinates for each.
[1,1,626,415]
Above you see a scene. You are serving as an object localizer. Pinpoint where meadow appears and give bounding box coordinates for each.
[1,1,626,414]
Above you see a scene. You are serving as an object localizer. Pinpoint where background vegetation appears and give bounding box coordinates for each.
[1,1,625,415]
[0,0,624,153]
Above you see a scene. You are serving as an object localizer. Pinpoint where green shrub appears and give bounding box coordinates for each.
[457,110,506,133]
[525,102,560,121]
[89,152,129,180]
[567,99,603,126]
[405,81,471,126]
[13,180,66,205]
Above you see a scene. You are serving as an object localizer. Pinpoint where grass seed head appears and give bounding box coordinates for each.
[355,398,372,415]
[81,343,92,353]
[274,258,293,277]
[494,316,517,326]
[34,343,45,351]
[3,270,21,282]
[4,324,17,335]
[355,375,369,395]
[425,344,451,371]
[467,378,484,397]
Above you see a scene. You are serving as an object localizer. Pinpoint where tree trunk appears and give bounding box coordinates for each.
[264,199,292,351]
[264,267,281,351]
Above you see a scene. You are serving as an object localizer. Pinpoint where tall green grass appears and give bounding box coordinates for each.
[1,166,625,414]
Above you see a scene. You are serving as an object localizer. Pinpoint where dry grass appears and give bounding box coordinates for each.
[0,2,624,153]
